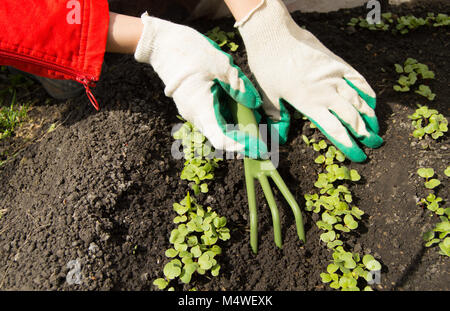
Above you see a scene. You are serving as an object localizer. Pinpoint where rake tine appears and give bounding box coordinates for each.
[269,170,306,243]
[244,160,259,254]
[258,174,283,249]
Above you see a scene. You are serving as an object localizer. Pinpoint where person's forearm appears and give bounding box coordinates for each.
[223,0,264,22]
[106,12,143,54]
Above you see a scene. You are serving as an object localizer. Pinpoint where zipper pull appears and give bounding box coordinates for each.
[77,77,99,111]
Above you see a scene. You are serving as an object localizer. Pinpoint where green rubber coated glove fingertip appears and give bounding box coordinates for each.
[360,132,384,149]
[345,148,367,163]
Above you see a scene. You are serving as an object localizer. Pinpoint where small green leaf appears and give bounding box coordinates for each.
[187,235,199,247]
[341,253,357,269]
[339,275,358,289]
[173,202,189,216]
[169,229,186,244]
[434,221,450,233]
[425,238,440,247]
[320,230,336,243]
[322,212,338,225]
[198,253,213,270]
[174,215,187,224]
[327,240,343,249]
[318,140,328,149]
[344,214,358,230]
[153,278,169,290]
[330,280,340,289]
[315,155,326,164]
[213,216,227,228]
[445,166,450,177]
[394,64,404,73]
[417,168,435,179]
[200,183,209,193]
[180,262,199,284]
[327,263,339,274]
[211,264,221,276]
[335,151,346,162]
[363,255,381,271]
[438,237,450,256]
[302,135,310,145]
[350,169,361,182]
[228,42,239,52]
[165,248,179,258]
[321,273,332,283]
[190,245,202,258]
[424,178,441,189]
[335,223,350,233]
[163,259,182,280]
[210,245,222,255]
[218,228,231,241]
[413,128,425,139]
[174,242,188,252]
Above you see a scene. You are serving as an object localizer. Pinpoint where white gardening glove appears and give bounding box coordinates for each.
[134,12,267,159]
[236,0,383,162]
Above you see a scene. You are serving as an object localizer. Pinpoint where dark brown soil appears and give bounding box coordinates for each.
[0,1,449,291]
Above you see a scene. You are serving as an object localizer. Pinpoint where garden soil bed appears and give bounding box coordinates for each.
[0,1,448,291]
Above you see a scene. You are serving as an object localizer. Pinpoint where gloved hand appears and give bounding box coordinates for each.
[236,0,383,162]
[134,12,267,159]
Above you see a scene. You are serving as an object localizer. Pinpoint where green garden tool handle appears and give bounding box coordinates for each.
[228,98,260,138]
[228,100,305,254]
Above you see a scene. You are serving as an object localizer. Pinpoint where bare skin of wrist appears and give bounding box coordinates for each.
[106,12,143,54]
[223,0,264,21]
[105,1,264,54]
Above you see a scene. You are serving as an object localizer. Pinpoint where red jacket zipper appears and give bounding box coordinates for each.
[0,51,100,111]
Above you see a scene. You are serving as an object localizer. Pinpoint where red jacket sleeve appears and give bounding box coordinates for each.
[0,0,109,108]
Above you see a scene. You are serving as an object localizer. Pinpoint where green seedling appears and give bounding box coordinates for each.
[408,105,448,141]
[153,192,230,290]
[348,12,450,34]
[302,134,316,147]
[396,15,427,34]
[302,129,382,291]
[312,139,328,152]
[394,58,435,79]
[320,247,381,291]
[206,26,239,52]
[347,16,390,31]
[306,179,363,248]
[433,13,450,26]
[416,164,449,256]
[423,216,450,257]
[305,138,364,249]
[314,145,347,166]
[445,166,450,177]
[400,12,450,32]
[415,85,436,101]
[419,193,445,215]
[393,58,435,100]
[417,168,441,190]
[173,120,213,160]
[173,119,221,195]
[180,158,218,195]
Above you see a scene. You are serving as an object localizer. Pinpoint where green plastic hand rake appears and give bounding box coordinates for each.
[229,101,306,254]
